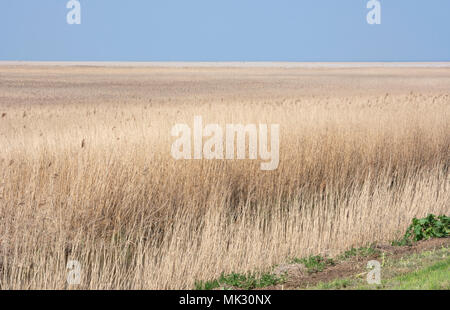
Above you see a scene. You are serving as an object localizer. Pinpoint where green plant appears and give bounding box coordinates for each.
[392,214,449,246]
[194,279,220,290]
[339,244,379,260]
[194,271,284,290]
[292,255,335,273]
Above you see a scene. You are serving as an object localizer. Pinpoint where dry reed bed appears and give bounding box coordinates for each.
[0,66,449,289]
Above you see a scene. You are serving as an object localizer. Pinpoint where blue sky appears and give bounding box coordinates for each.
[0,0,449,61]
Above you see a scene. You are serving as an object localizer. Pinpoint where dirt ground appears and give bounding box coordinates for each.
[264,238,450,290]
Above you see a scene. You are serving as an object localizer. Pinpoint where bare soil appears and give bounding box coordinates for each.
[263,238,450,290]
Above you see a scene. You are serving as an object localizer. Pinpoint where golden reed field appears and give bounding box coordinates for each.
[0,64,449,289]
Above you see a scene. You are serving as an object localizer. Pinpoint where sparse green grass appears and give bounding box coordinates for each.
[290,255,335,274]
[195,253,337,290]
[195,245,449,290]
[338,245,380,260]
[194,271,285,290]
[385,258,450,289]
[307,246,449,290]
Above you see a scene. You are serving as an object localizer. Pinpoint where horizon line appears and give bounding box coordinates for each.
[1,61,450,68]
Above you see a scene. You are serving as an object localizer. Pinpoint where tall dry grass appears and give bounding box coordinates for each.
[0,66,449,289]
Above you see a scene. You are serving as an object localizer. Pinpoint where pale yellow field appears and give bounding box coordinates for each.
[0,64,449,289]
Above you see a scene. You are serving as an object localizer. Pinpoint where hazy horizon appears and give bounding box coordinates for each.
[2,61,450,68]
